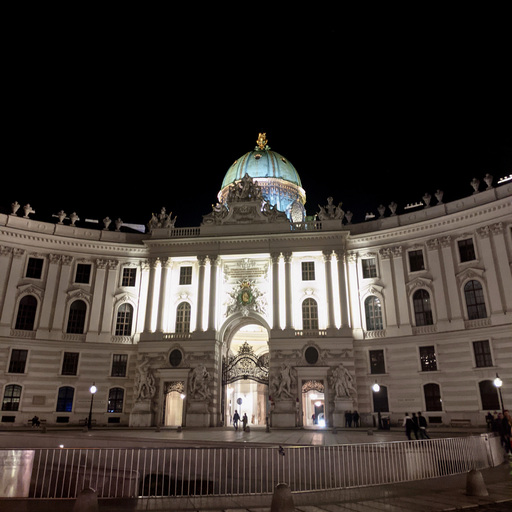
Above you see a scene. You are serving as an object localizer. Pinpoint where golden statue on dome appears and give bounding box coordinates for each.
[256,132,268,150]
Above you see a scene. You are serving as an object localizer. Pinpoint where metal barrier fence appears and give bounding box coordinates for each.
[0,435,498,499]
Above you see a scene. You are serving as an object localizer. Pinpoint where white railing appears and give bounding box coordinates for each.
[2,435,499,499]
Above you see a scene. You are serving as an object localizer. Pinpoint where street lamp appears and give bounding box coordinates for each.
[494,373,504,413]
[372,382,380,393]
[88,383,97,429]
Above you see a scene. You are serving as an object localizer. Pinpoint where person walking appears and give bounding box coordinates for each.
[498,410,511,455]
[403,412,416,440]
[352,410,360,427]
[242,413,248,431]
[417,411,430,439]
[233,410,240,431]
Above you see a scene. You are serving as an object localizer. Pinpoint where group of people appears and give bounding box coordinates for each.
[344,410,360,427]
[403,412,430,439]
[232,410,249,431]
[486,410,512,455]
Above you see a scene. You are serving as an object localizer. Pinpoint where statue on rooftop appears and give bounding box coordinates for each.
[317,197,344,221]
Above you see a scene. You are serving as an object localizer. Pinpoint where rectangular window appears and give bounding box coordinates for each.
[75,263,92,284]
[369,349,385,374]
[8,349,28,373]
[458,238,476,263]
[408,249,425,272]
[111,354,128,377]
[301,262,315,281]
[61,352,79,375]
[26,257,44,279]
[122,268,137,287]
[473,340,493,367]
[179,266,192,285]
[419,346,438,371]
[362,258,377,278]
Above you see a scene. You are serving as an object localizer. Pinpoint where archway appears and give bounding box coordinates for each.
[222,322,269,428]
[163,381,185,427]
[302,380,326,428]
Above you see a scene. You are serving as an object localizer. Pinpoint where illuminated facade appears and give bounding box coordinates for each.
[0,137,511,429]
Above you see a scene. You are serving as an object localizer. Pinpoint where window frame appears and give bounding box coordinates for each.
[25,257,44,279]
[175,302,191,333]
[408,248,426,273]
[364,295,383,331]
[107,387,125,413]
[111,354,128,377]
[412,288,434,326]
[8,349,29,374]
[302,297,319,330]
[419,345,438,372]
[457,237,477,263]
[2,384,22,411]
[121,267,137,287]
[472,340,493,368]
[463,279,488,320]
[61,352,80,376]
[179,266,193,285]
[361,257,378,279]
[15,295,38,331]
[301,261,316,281]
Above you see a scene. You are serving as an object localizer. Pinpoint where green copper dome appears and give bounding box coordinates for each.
[218,134,306,222]
[221,148,303,189]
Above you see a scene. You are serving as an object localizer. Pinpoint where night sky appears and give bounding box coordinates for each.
[3,11,511,231]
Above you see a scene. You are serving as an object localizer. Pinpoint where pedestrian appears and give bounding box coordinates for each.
[498,410,511,455]
[403,412,416,440]
[31,415,40,427]
[352,410,360,427]
[233,410,240,431]
[485,411,494,431]
[411,413,420,439]
[417,412,430,439]
[242,413,248,431]
[345,410,352,427]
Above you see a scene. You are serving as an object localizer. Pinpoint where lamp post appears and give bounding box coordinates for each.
[88,383,97,429]
[494,373,504,413]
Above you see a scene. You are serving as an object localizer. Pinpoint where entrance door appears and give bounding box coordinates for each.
[302,380,325,427]
[163,382,185,427]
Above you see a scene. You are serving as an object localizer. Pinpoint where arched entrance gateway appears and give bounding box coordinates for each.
[221,321,270,428]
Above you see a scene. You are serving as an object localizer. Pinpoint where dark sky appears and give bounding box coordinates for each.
[3,10,511,230]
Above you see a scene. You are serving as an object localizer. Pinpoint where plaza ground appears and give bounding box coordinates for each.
[0,425,510,511]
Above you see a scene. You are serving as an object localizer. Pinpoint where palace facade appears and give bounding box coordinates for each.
[1,136,511,429]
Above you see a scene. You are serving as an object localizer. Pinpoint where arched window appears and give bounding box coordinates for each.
[66,300,87,334]
[464,280,487,320]
[424,383,442,411]
[15,295,38,331]
[372,384,389,413]
[2,384,22,411]
[115,303,133,336]
[479,380,500,410]
[413,289,433,326]
[56,386,75,412]
[365,296,383,331]
[107,387,124,413]
[175,302,191,333]
[302,298,319,330]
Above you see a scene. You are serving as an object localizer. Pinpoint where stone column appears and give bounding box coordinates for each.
[334,250,350,328]
[476,225,504,314]
[88,259,108,334]
[271,252,281,329]
[51,255,73,333]
[0,248,25,330]
[390,246,410,329]
[143,258,160,333]
[207,255,218,331]
[283,252,293,330]
[488,222,512,312]
[426,238,450,325]
[100,260,119,336]
[323,250,335,329]
[156,258,172,332]
[439,236,463,320]
[37,254,61,333]
[195,255,207,332]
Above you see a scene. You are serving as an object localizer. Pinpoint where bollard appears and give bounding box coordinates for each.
[270,482,294,512]
[72,486,99,512]
[466,469,488,496]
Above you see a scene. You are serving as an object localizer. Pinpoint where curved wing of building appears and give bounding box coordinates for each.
[0,137,510,430]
